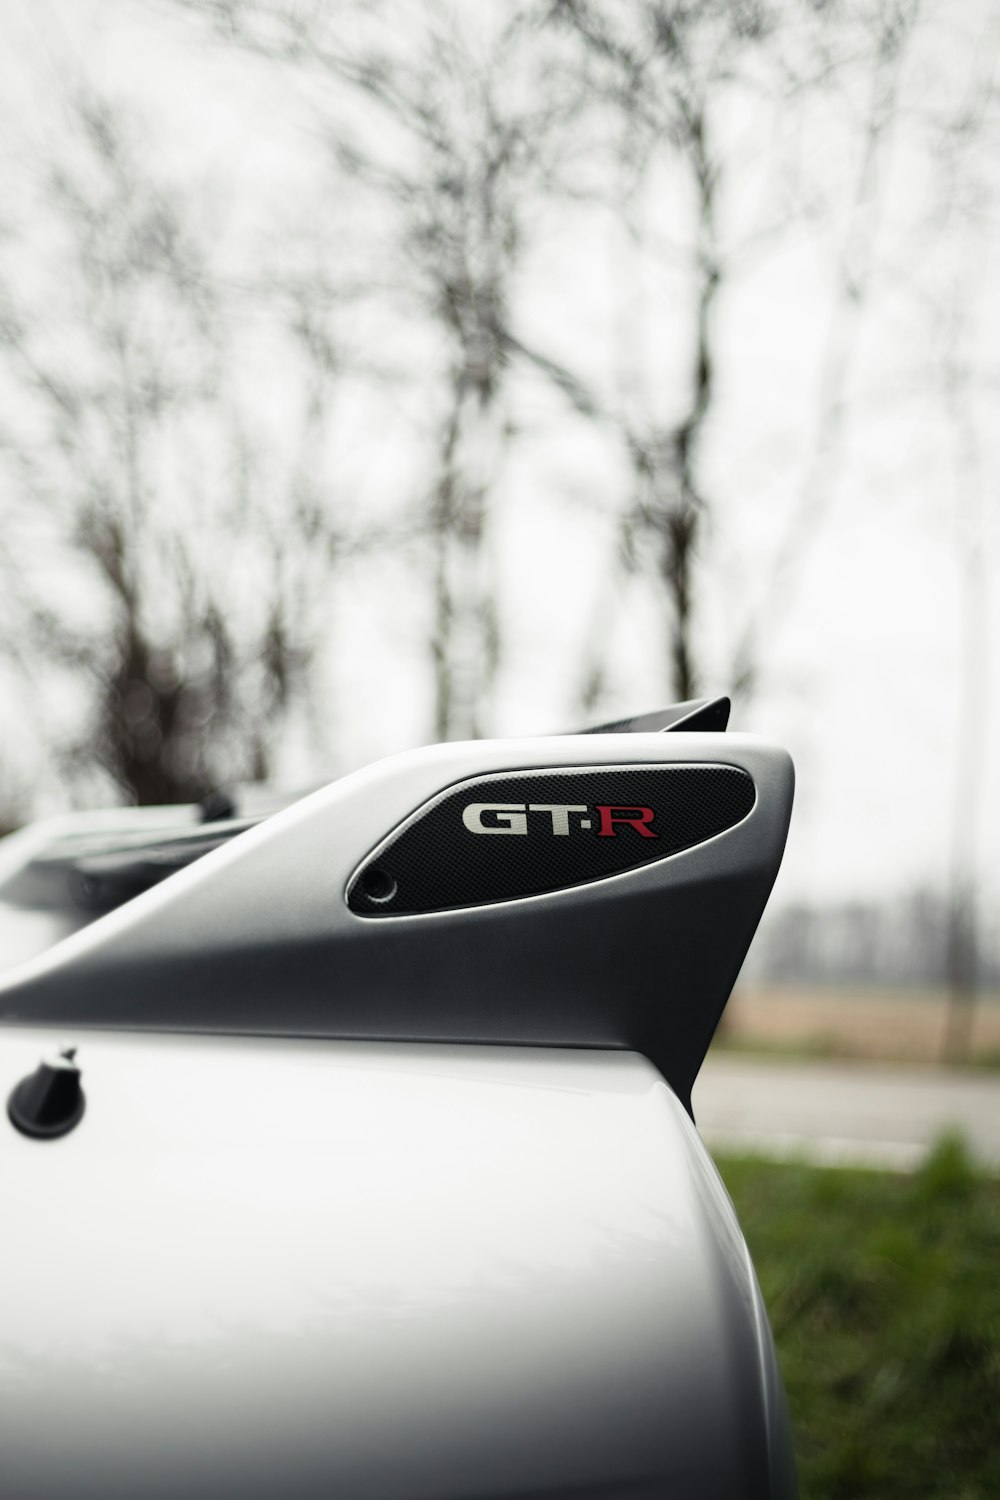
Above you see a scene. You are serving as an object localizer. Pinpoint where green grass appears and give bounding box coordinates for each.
[715,1135,1000,1500]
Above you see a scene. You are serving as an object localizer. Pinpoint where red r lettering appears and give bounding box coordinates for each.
[595,805,658,838]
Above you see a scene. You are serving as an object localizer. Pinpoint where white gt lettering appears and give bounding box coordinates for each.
[462,802,597,835]
[462,803,528,835]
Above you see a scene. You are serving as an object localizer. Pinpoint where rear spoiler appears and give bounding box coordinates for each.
[0,715,792,1107]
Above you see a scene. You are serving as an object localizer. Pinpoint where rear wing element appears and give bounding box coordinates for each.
[0,728,793,1106]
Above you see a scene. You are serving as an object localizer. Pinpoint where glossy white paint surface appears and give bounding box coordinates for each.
[0,1030,784,1498]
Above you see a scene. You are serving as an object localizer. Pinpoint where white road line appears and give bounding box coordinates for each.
[700,1128,927,1171]
[693,1054,1000,1172]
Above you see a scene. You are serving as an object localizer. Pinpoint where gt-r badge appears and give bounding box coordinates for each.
[349,759,756,916]
[461,803,658,837]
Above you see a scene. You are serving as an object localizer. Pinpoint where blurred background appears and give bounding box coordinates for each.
[0,0,998,1064]
[1,7,999,1493]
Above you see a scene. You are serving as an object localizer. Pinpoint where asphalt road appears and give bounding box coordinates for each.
[693,1054,1000,1171]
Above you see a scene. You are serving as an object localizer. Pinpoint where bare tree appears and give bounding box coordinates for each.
[545,0,926,713]
[537,2,786,707]
[0,92,350,804]
[729,0,923,703]
[930,49,999,1059]
[941,341,989,1061]
[181,0,583,741]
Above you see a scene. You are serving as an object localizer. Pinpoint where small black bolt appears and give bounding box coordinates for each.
[361,866,397,903]
[8,1052,86,1140]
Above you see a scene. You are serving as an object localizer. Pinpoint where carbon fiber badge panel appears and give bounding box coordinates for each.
[347,764,755,916]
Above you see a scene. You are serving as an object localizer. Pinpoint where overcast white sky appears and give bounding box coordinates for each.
[1,0,998,912]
